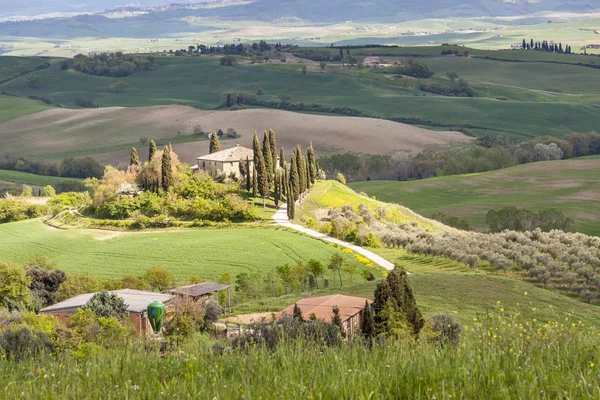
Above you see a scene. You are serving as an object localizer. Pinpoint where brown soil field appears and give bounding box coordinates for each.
[0,105,471,167]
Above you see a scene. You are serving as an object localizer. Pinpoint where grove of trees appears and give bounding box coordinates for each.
[73,52,154,77]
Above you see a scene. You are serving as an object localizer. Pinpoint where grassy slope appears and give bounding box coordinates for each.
[0,170,81,186]
[0,221,378,284]
[350,158,600,237]
[0,54,599,140]
[300,180,600,325]
[0,95,50,123]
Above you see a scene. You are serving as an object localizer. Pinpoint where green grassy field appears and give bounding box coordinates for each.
[350,158,600,237]
[0,95,50,123]
[295,180,600,325]
[1,52,599,142]
[0,169,81,187]
[0,220,373,283]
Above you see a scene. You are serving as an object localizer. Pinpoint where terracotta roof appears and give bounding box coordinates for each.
[40,289,173,314]
[197,145,254,162]
[169,282,230,297]
[278,294,372,323]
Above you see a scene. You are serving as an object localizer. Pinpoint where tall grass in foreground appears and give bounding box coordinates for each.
[2,306,599,399]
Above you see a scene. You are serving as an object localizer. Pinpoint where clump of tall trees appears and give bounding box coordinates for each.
[237,129,319,218]
[73,52,155,77]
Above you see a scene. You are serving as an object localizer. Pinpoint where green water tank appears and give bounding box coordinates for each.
[147,301,165,333]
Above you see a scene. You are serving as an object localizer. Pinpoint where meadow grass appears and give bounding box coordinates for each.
[1,55,600,142]
[0,95,50,123]
[0,170,81,187]
[1,309,599,399]
[349,158,600,236]
[0,220,372,284]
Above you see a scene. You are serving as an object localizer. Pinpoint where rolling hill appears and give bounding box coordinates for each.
[1,54,599,143]
[0,105,471,165]
[350,157,600,236]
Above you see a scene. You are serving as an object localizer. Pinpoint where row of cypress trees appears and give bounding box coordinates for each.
[239,129,318,218]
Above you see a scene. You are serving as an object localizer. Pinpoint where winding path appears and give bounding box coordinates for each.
[272,204,395,271]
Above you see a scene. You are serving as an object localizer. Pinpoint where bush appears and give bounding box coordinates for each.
[0,200,49,223]
[74,98,97,108]
[0,325,55,360]
[430,313,461,345]
[85,291,129,319]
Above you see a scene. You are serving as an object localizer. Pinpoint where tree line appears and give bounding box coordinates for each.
[318,132,600,182]
[520,38,572,54]
[0,156,103,180]
[209,128,319,219]
[73,52,155,77]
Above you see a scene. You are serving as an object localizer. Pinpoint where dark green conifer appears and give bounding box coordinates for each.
[252,163,258,197]
[161,144,173,191]
[269,129,277,174]
[262,131,273,186]
[360,300,375,341]
[256,148,269,207]
[292,303,304,322]
[331,306,346,338]
[245,157,251,192]
[289,152,300,201]
[130,147,140,167]
[307,142,316,184]
[274,170,281,207]
[149,140,157,161]
[209,131,220,154]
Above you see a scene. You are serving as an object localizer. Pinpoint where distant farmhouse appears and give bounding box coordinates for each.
[41,289,173,335]
[278,294,372,338]
[195,144,254,179]
[363,56,400,68]
[195,144,281,180]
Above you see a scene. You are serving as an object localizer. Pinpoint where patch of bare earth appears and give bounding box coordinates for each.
[1,105,471,166]
[222,312,273,325]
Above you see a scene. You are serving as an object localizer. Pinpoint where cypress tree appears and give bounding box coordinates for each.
[274,170,281,207]
[279,148,285,169]
[252,132,261,163]
[360,300,375,340]
[256,149,269,207]
[245,157,251,192]
[292,303,304,322]
[262,131,273,186]
[130,147,140,167]
[161,144,173,191]
[304,157,311,190]
[307,142,316,184]
[331,306,346,338]
[289,152,300,201]
[296,146,306,195]
[209,131,220,154]
[287,183,295,220]
[149,140,157,161]
[269,129,277,174]
[252,163,258,197]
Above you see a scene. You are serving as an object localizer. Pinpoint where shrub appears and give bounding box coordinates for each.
[85,291,129,319]
[0,325,55,360]
[42,185,56,197]
[74,98,97,108]
[0,200,50,223]
[430,312,462,345]
[143,266,175,292]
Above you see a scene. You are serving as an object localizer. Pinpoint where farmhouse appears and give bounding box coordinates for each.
[169,282,232,315]
[278,294,372,337]
[40,289,173,335]
[196,144,254,179]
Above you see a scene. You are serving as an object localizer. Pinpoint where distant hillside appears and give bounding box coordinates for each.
[0,0,598,37]
[0,105,470,166]
[350,158,600,237]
